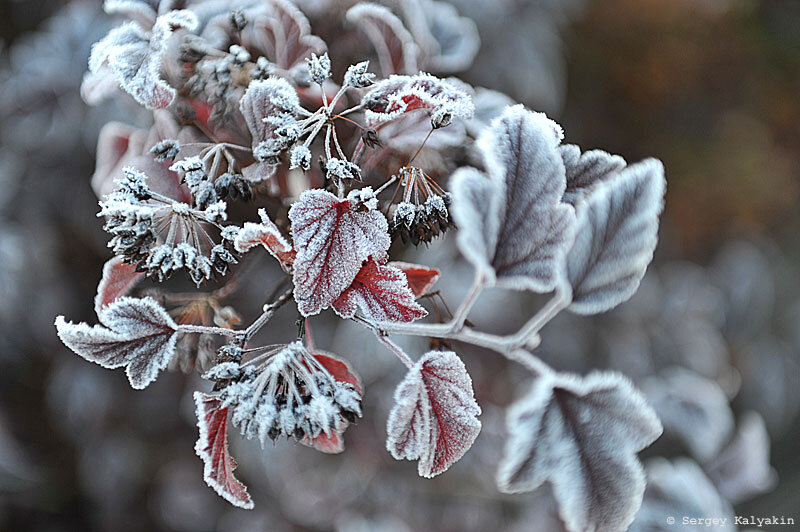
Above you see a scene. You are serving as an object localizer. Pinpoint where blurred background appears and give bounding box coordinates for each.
[0,0,798,530]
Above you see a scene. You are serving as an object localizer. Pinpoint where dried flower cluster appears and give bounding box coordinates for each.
[55,1,669,529]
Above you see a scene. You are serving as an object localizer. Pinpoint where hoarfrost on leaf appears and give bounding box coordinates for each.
[565,158,666,315]
[88,10,199,109]
[240,77,301,164]
[450,105,575,292]
[497,371,663,532]
[386,350,481,478]
[362,74,474,128]
[346,3,419,76]
[289,189,390,316]
[55,297,179,389]
[193,392,253,510]
[332,259,427,323]
[234,208,294,265]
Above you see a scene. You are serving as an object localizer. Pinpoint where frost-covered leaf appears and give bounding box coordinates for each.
[239,0,326,70]
[386,350,481,478]
[560,144,626,205]
[397,0,479,73]
[629,458,735,532]
[565,159,666,314]
[239,77,300,164]
[362,73,474,128]
[642,367,734,462]
[332,260,427,323]
[450,105,575,292]
[346,3,419,76]
[80,68,122,106]
[89,10,198,109]
[389,261,440,297]
[497,371,663,532]
[55,297,178,389]
[94,255,145,314]
[706,412,777,503]
[103,0,157,29]
[234,208,295,264]
[289,189,390,316]
[193,392,253,509]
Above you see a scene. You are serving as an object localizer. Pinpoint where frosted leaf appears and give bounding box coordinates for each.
[450,105,575,292]
[240,77,300,162]
[343,60,375,88]
[389,261,440,297]
[560,144,627,205]
[55,297,178,389]
[306,52,330,85]
[94,255,145,315]
[386,350,481,478]
[642,367,734,462]
[289,189,390,316]
[103,0,157,29]
[238,0,326,70]
[706,412,777,503]
[346,3,419,76]
[497,371,663,532]
[89,10,198,109]
[332,260,427,323]
[565,158,666,314]
[397,0,480,73]
[233,208,294,265]
[193,392,253,510]
[629,458,735,532]
[362,74,474,128]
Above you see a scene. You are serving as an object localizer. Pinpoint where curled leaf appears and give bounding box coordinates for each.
[289,189,390,316]
[55,297,178,389]
[389,261,440,297]
[497,371,663,532]
[386,350,481,478]
[565,158,666,315]
[193,392,253,509]
[234,208,295,265]
[346,3,419,76]
[94,255,145,315]
[332,259,427,323]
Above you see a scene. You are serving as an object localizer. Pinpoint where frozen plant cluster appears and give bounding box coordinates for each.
[52,1,680,530]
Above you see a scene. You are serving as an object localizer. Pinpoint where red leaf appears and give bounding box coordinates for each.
[193,392,253,509]
[386,350,481,478]
[234,208,295,265]
[302,431,345,454]
[389,261,440,297]
[362,74,473,128]
[95,256,145,314]
[289,190,390,316]
[333,260,427,323]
